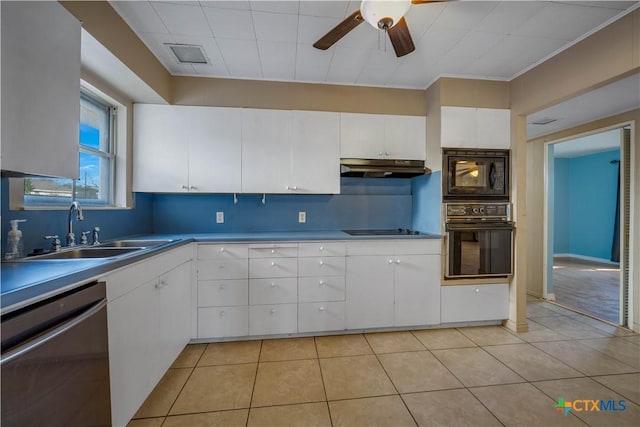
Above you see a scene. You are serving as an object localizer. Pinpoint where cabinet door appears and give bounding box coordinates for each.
[291,111,340,194]
[187,107,242,192]
[476,108,511,149]
[249,304,298,335]
[441,106,477,148]
[346,255,394,329]
[156,262,192,373]
[133,104,189,192]
[393,255,440,327]
[384,115,426,160]
[298,302,345,333]
[198,306,248,338]
[340,113,385,159]
[241,109,293,193]
[107,279,157,427]
[1,2,80,178]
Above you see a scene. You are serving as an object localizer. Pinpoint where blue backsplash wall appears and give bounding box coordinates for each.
[152,178,414,234]
[1,178,153,256]
[3,176,442,256]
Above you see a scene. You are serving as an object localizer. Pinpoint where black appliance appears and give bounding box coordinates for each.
[442,148,509,201]
[445,203,513,279]
[342,228,423,236]
[340,158,430,178]
[1,281,111,426]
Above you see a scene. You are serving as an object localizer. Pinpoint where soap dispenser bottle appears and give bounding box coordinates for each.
[6,219,27,260]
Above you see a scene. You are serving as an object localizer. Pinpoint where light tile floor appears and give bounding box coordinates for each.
[129,297,640,427]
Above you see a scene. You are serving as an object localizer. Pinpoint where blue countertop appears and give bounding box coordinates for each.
[1,231,440,313]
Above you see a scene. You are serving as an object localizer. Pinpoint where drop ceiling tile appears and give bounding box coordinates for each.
[355,48,401,87]
[295,42,333,82]
[253,11,299,43]
[151,1,212,36]
[299,1,350,18]
[216,38,262,78]
[325,46,370,84]
[417,24,467,62]
[437,31,505,75]
[109,1,168,34]
[203,7,255,40]
[390,47,439,89]
[473,1,547,35]
[404,1,447,40]
[138,32,178,58]
[432,0,499,30]
[567,1,637,10]
[157,55,196,75]
[513,2,625,40]
[469,35,568,79]
[257,41,296,80]
[202,0,251,10]
[250,0,300,15]
[336,24,378,50]
[191,61,229,77]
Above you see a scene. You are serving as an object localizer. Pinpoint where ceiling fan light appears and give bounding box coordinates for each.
[360,0,411,30]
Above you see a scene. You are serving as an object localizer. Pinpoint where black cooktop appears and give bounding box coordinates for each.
[342,228,422,236]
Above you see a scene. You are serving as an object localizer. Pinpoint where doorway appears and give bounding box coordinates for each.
[544,126,631,326]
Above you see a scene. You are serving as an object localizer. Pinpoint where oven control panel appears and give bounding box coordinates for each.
[445,203,511,221]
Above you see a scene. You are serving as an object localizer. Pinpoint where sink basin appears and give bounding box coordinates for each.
[29,247,142,260]
[98,239,174,248]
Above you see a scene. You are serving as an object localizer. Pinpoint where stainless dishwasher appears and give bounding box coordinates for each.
[1,281,111,426]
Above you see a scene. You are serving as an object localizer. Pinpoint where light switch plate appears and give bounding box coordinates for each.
[216,211,224,223]
[298,212,306,223]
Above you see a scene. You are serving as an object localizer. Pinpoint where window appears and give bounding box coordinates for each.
[24,88,116,206]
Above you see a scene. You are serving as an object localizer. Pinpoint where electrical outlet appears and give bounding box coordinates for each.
[216,211,224,223]
[298,211,306,223]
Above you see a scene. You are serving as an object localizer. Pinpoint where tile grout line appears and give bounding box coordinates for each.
[313,336,334,427]
[244,339,264,426]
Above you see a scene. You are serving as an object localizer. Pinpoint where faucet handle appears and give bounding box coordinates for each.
[80,231,91,245]
[44,235,61,252]
[92,227,101,245]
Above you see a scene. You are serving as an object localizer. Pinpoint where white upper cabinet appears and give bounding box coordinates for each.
[341,113,426,160]
[242,109,340,194]
[133,104,242,193]
[291,111,340,194]
[241,109,293,193]
[1,1,81,178]
[441,106,510,149]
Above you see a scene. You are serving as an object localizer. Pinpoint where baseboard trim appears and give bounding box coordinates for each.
[543,293,556,301]
[553,253,620,266]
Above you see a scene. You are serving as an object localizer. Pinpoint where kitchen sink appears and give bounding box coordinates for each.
[28,247,143,260]
[98,239,174,248]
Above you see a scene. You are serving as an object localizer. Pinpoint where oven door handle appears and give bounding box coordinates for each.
[446,222,514,231]
[0,299,106,366]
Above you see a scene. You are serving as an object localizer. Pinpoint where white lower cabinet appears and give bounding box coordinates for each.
[299,302,345,333]
[346,240,441,329]
[104,246,194,427]
[441,283,509,323]
[197,244,249,339]
[249,304,298,335]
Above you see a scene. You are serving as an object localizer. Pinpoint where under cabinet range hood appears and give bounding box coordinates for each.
[340,158,430,178]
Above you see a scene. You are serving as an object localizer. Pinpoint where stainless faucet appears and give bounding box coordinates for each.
[67,201,84,246]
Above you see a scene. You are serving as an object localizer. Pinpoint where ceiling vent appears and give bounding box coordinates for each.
[531,117,558,125]
[165,44,208,64]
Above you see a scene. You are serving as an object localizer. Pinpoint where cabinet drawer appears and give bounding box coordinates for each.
[298,256,345,277]
[394,239,441,255]
[298,242,345,257]
[197,306,248,338]
[249,304,297,335]
[298,277,345,302]
[249,257,297,278]
[298,302,345,333]
[249,244,298,258]
[199,244,248,260]
[249,278,297,305]
[199,259,248,280]
[441,284,509,323]
[198,279,248,307]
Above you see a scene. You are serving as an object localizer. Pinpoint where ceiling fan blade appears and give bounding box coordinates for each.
[313,10,364,50]
[411,0,449,4]
[387,17,415,57]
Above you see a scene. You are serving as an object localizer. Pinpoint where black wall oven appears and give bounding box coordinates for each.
[443,148,509,201]
[445,203,513,279]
